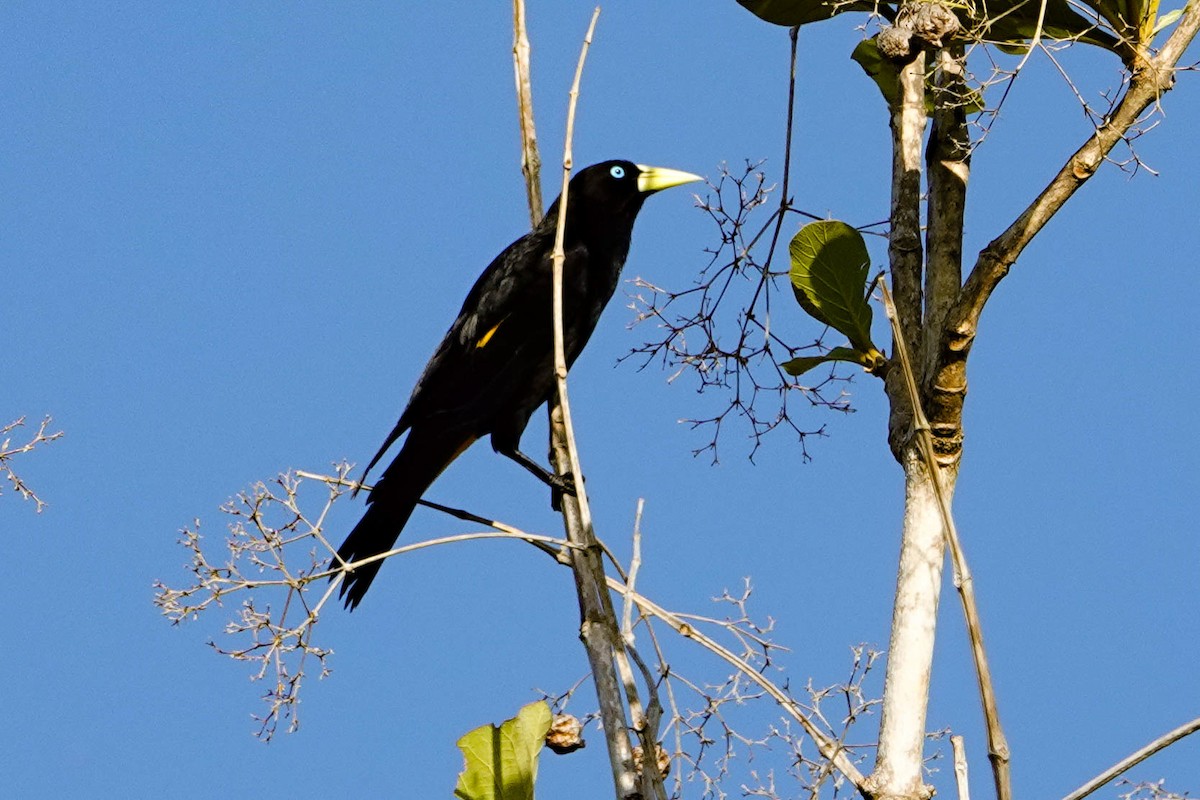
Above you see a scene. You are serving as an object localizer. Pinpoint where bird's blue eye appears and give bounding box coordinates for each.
[610,165,625,179]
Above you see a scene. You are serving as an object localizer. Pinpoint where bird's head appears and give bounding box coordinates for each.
[574,159,702,203]
[554,160,702,240]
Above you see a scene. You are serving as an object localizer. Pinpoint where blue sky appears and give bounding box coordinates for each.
[2,3,1197,798]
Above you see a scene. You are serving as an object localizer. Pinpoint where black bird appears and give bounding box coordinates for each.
[332,160,701,609]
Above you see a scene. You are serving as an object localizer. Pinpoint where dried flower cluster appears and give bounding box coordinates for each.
[154,465,353,737]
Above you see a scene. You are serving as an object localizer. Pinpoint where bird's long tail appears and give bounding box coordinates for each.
[333,427,476,610]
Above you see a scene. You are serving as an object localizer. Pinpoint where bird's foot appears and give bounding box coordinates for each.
[549,471,580,512]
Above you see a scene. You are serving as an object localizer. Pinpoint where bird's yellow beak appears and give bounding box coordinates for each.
[636,165,703,194]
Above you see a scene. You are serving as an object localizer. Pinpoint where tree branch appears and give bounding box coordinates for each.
[1061,715,1200,800]
[606,576,871,794]
[512,6,653,798]
[0,415,64,513]
[944,0,1200,352]
[885,52,928,460]
[922,45,970,469]
[512,0,542,229]
[888,54,927,346]
[951,735,970,800]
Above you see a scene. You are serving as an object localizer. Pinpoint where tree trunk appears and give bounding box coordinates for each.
[868,448,955,800]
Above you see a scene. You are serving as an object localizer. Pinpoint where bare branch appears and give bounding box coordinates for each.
[1062,716,1200,800]
[511,0,542,228]
[921,45,970,470]
[155,465,573,739]
[626,161,849,462]
[951,735,970,800]
[0,415,64,513]
[880,48,928,466]
[154,467,348,739]
[887,53,926,348]
[611,577,872,793]
[626,32,855,461]
[520,7,655,798]
[1115,779,1192,800]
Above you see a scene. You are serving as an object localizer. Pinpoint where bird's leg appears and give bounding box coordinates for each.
[498,445,578,501]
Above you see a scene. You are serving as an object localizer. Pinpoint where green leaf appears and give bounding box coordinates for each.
[738,0,1124,54]
[851,38,903,108]
[737,0,875,26]
[1152,6,1183,34]
[782,346,886,376]
[788,221,877,353]
[976,0,1120,49]
[454,701,553,800]
[782,355,834,377]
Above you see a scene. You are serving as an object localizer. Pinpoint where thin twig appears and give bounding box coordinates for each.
[512,0,542,228]
[295,469,565,559]
[523,7,648,798]
[549,8,599,533]
[0,415,64,512]
[1061,716,1200,800]
[622,498,645,643]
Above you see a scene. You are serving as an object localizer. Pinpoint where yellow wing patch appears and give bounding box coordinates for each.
[475,318,505,349]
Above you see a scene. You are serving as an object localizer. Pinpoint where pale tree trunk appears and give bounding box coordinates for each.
[869,38,953,800]
[868,450,955,799]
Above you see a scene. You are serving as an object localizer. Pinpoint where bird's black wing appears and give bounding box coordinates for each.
[360,227,576,481]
